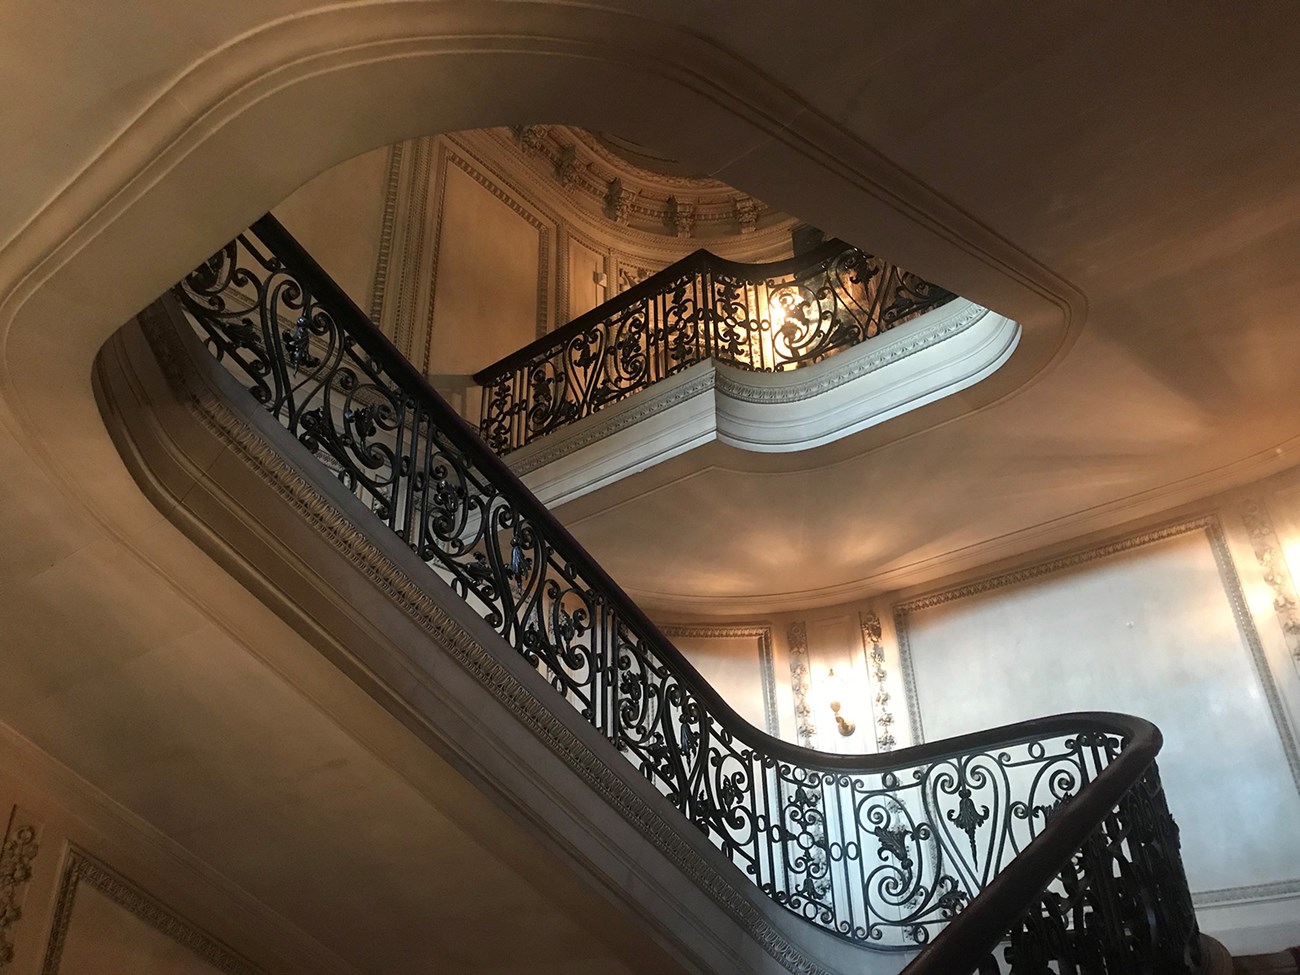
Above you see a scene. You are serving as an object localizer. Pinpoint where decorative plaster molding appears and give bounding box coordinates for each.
[569,128,730,190]
[386,135,436,359]
[508,367,718,477]
[1240,498,1300,659]
[712,300,991,406]
[135,305,834,975]
[508,300,1018,508]
[658,623,779,736]
[785,621,816,748]
[40,849,263,975]
[615,258,657,293]
[368,140,404,326]
[502,125,783,239]
[0,807,39,971]
[476,126,797,258]
[1192,879,1300,906]
[891,513,1300,907]
[858,613,896,752]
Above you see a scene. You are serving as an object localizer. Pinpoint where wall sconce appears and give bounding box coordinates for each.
[825,668,856,737]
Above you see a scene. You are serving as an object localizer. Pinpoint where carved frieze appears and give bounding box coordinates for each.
[554,143,579,188]
[605,178,636,225]
[667,196,695,238]
[733,197,758,234]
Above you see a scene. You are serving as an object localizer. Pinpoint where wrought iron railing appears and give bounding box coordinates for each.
[168,215,1200,972]
[472,240,956,453]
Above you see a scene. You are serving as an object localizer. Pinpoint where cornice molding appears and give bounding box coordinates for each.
[452,129,797,261]
[503,124,789,239]
[130,303,837,975]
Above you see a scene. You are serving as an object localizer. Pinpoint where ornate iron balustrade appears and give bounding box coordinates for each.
[472,240,956,453]
[169,215,1200,971]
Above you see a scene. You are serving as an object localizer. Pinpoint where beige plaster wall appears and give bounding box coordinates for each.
[427,161,546,375]
[52,885,235,975]
[659,626,778,736]
[273,147,389,311]
[0,729,338,975]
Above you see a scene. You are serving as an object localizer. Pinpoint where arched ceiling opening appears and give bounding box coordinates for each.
[3,2,1298,619]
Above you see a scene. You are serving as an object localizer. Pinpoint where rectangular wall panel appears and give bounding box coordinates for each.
[665,626,777,735]
[898,524,1300,897]
[428,157,546,375]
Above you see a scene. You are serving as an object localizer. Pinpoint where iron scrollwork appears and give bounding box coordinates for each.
[170,216,1199,970]
[474,240,957,453]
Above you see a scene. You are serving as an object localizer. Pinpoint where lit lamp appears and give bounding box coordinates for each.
[825,668,856,737]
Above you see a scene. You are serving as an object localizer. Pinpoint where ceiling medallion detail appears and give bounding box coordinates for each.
[508,125,780,238]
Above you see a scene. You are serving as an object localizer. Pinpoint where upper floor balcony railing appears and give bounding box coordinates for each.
[167,215,1201,973]
[473,241,956,454]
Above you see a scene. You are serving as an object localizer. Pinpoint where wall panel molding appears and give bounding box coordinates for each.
[892,513,1300,909]
[659,623,779,735]
[425,143,553,366]
[41,850,264,975]
[367,140,405,326]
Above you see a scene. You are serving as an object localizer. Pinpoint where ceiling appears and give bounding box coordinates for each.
[543,3,1300,612]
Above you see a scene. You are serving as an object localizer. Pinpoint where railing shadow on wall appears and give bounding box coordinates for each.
[163,214,1202,973]
[472,239,956,454]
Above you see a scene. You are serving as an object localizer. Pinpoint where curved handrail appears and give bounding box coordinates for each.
[471,233,955,453]
[473,237,851,382]
[902,719,1199,973]
[168,215,1200,968]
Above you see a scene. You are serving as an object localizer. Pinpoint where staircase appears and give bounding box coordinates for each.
[155,215,1204,973]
